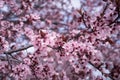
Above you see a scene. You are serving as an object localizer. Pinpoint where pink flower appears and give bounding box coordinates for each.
[11,63,31,80]
[0,21,11,28]
[0,1,4,8]
[23,58,31,65]
[30,13,40,20]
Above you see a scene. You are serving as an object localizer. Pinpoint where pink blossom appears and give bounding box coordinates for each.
[0,0,119,80]
[0,0,4,8]
[11,64,31,80]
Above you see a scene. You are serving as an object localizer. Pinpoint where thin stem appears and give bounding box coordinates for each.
[4,45,33,55]
[101,3,109,17]
[6,54,12,71]
[108,15,120,26]
[9,54,23,63]
[88,61,115,80]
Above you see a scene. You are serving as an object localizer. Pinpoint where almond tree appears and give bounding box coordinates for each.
[0,0,120,80]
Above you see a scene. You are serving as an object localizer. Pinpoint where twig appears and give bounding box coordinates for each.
[81,13,90,28]
[6,54,12,70]
[4,45,33,54]
[88,61,115,80]
[9,54,23,63]
[108,15,120,26]
[101,3,109,17]
[77,52,114,80]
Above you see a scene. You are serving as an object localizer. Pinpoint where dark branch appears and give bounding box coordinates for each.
[88,61,115,80]
[101,3,110,17]
[4,45,33,54]
[108,15,120,26]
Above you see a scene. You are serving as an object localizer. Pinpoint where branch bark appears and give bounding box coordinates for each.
[4,44,33,54]
[88,61,115,80]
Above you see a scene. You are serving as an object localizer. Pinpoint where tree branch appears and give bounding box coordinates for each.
[88,61,115,80]
[4,44,33,54]
[108,15,120,26]
[101,3,110,17]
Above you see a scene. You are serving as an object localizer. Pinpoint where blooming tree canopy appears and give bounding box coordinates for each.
[0,0,120,80]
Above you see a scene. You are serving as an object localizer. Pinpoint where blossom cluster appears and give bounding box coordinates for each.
[0,0,120,80]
